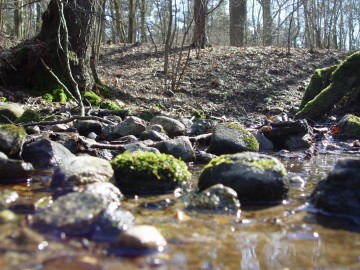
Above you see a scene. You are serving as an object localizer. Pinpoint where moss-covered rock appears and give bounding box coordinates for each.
[0,124,26,156]
[207,122,259,155]
[111,151,191,195]
[0,102,25,123]
[15,109,41,124]
[198,152,288,205]
[296,51,360,119]
[84,91,102,106]
[299,65,336,110]
[338,114,360,139]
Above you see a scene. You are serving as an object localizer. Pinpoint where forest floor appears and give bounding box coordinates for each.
[0,36,350,125]
[98,43,348,126]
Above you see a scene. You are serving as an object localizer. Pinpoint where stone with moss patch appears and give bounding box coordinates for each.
[84,91,102,106]
[296,51,360,119]
[198,152,289,205]
[338,114,360,139]
[111,151,191,195]
[207,122,259,155]
[0,102,25,123]
[0,124,26,156]
[15,109,41,124]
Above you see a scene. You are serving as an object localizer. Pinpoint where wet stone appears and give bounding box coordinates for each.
[187,184,240,213]
[32,192,108,236]
[110,225,167,257]
[0,189,18,209]
[0,124,26,157]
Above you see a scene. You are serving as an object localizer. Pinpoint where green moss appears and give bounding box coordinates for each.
[95,83,111,98]
[111,151,191,183]
[192,109,206,120]
[226,123,259,151]
[42,88,68,102]
[42,93,53,102]
[15,109,41,124]
[0,124,26,141]
[202,154,233,171]
[100,100,122,110]
[246,159,287,176]
[0,97,6,102]
[299,66,335,109]
[84,91,102,106]
[331,51,360,82]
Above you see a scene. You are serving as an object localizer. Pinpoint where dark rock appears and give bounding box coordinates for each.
[49,132,79,154]
[187,184,240,213]
[195,150,217,164]
[309,158,360,220]
[262,119,312,149]
[0,155,34,182]
[253,131,274,151]
[22,138,75,169]
[153,136,195,162]
[198,152,289,205]
[207,122,259,155]
[283,133,313,150]
[74,119,103,136]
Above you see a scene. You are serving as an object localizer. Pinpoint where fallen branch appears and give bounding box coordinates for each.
[21,115,116,127]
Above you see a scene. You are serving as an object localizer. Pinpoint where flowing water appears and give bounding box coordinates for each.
[1,152,360,269]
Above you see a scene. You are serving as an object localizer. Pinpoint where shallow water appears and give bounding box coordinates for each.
[1,152,360,270]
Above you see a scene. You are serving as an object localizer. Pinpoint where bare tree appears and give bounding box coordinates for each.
[230,0,247,47]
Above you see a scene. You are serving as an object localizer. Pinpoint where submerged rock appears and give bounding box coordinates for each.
[51,156,114,187]
[198,152,289,205]
[187,184,240,213]
[0,189,18,209]
[33,192,109,236]
[111,151,191,195]
[309,158,360,221]
[207,122,259,155]
[0,124,26,156]
[338,114,360,139]
[110,225,167,256]
[150,116,186,136]
[22,138,75,169]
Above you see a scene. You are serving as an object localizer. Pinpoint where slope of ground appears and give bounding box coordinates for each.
[98,44,347,125]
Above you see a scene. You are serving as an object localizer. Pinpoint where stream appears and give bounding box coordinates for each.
[1,151,360,269]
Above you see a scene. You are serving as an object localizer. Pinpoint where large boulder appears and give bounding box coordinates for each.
[51,156,114,187]
[198,152,289,205]
[111,151,191,195]
[0,124,26,157]
[207,123,259,155]
[338,114,360,139]
[309,158,360,220]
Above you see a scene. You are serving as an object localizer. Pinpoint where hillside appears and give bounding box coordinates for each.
[98,44,347,125]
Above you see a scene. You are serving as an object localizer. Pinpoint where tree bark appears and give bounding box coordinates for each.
[1,0,97,93]
[230,0,247,47]
[262,0,272,46]
[192,0,206,48]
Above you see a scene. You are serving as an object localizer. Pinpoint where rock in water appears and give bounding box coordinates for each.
[207,122,259,155]
[0,124,26,157]
[338,114,360,139]
[111,151,191,195]
[51,156,114,187]
[198,152,289,205]
[309,158,360,221]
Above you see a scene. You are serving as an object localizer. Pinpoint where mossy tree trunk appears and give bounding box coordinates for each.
[0,0,97,95]
[295,51,360,119]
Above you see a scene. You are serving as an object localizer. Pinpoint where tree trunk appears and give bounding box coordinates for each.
[0,0,97,93]
[128,0,136,43]
[13,0,23,38]
[262,0,272,46]
[230,0,246,47]
[192,0,206,48]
